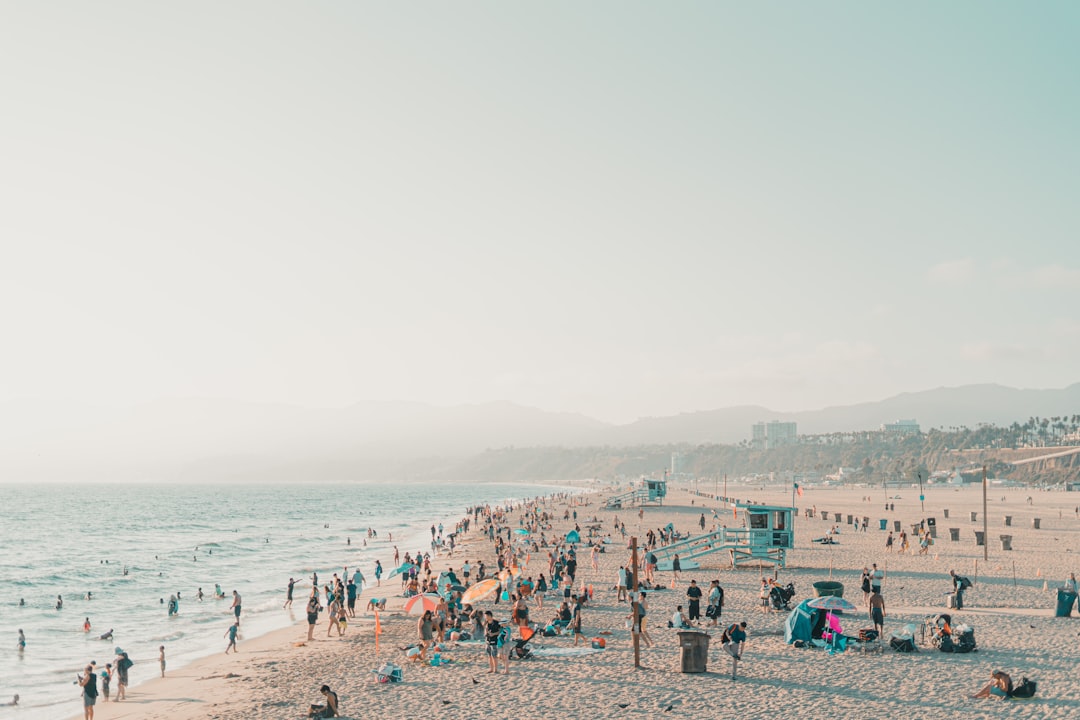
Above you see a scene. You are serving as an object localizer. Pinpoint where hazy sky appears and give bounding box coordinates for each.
[1,2,1077,423]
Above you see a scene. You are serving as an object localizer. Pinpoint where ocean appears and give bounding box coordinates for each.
[0,481,572,718]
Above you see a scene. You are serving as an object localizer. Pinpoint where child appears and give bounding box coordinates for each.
[224,622,239,654]
[159,646,166,677]
[100,664,111,703]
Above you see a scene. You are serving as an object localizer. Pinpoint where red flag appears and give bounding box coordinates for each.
[796,483,804,497]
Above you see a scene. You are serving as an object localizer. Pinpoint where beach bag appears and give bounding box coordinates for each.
[543,625,557,637]
[889,637,916,653]
[1010,677,1037,698]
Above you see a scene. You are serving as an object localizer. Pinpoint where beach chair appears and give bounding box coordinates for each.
[372,662,403,683]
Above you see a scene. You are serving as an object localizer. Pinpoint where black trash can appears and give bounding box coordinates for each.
[1056,590,1077,618]
[949,528,960,541]
[678,631,710,672]
[974,531,985,546]
[893,520,901,532]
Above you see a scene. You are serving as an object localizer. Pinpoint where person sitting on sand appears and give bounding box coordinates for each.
[972,670,1012,699]
[308,684,339,718]
[671,605,691,630]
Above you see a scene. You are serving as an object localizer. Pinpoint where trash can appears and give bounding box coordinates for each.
[1056,589,1077,618]
[846,514,853,525]
[807,509,814,518]
[943,509,949,518]
[999,534,1012,551]
[812,581,844,598]
[893,520,901,532]
[949,528,960,541]
[1004,516,1012,527]
[879,519,887,531]
[822,512,830,522]
[970,511,977,522]
[1033,518,1041,529]
[678,631,710,673]
[927,518,937,538]
[834,512,843,522]
[974,531,985,546]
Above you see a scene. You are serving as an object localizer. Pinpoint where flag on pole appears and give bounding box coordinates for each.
[374,610,381,655]
[795,482,803,497]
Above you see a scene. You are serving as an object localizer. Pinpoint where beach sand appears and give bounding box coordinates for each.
[67,483,1080,720]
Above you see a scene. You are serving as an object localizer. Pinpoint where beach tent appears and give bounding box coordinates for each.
[785,599,828,644]
[566,530,580,544]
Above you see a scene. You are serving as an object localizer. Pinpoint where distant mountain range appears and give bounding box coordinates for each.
[1,383,1077,482]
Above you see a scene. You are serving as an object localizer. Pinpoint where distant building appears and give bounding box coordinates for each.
[881,419,921,435]
[751,420,798,450]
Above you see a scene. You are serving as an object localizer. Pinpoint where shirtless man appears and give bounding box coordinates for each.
[868,591,885,635]
[231,591,242,626]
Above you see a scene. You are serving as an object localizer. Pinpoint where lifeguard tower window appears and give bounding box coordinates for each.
[773,512,786,531]
[749,513,768,529]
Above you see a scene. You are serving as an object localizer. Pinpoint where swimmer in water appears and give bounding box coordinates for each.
[56,595,63,610]
[17,629,25,653]
[4,694,17,706]
[84,618,91,632]
[99,629,113,641]
[197,587,204,601]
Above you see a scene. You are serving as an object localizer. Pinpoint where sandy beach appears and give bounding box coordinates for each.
[63,483,1080,720]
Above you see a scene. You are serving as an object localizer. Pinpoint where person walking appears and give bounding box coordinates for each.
[707,580,724,626]
[224,621,239,654]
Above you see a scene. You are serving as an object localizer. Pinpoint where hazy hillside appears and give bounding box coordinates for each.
[1,383,1078,482]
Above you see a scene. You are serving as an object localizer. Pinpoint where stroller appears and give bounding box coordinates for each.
[924,613,976,653]
[511,626,537,660]
[770,583,796,611]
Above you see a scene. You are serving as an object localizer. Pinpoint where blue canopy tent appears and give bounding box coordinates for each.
[784,599,828,645]
[566,530,580,544]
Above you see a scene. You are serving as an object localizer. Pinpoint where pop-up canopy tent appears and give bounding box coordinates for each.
[785,599,829,645]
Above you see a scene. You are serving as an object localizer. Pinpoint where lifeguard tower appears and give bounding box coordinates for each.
[652,502,796,570]
[605,478,667,509]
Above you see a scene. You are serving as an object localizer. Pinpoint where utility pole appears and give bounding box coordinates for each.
[982,465,988,562]
[723,473,728,500]
[630,537,640,668]
[918,471,925,514]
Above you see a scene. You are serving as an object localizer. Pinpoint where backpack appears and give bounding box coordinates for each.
[721,624,738,643]
[958,576,972,591]
[1010,677,1037,698]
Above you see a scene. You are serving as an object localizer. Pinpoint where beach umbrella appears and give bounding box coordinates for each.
[806,596,857,613]
[461,578,500,605]
[403,593,441,616]
[514,528,530,535]
[388,562,413,579]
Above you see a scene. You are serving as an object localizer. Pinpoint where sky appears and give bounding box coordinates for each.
[1,2,1078,424]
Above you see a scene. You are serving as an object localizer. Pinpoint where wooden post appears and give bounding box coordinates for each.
[631,537,640,668]
[982,465,988,562]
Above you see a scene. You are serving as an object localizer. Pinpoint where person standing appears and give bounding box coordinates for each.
[79,663,98,720]
[231,591,242,626]
[114,651,131,701]
[483,611,502,674]
[722,621,747,680]
[885,532,894,552]
[871,564,884,595]
[671,554,682,582]
[306,592,320,641]
[99,663,111,703]
[17,629,25,655]
[159,645,166,677]
[616,566,628,603]
[374,560,383,587]
[861,568,872,602]
[224,621,239,654]
[868,591,885,636]
[284,578,296,609]
[633,592,653,648]
[571,594,585,646]
[345,580,357,619]
[686,580,703,624]
[1065,573,1078,594]
[707,581,724,627]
